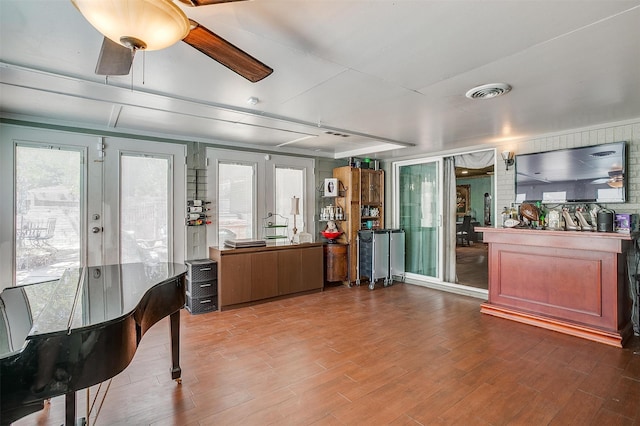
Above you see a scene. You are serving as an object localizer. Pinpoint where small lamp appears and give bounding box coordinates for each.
[290,196,300,242]
[501,151,515,170]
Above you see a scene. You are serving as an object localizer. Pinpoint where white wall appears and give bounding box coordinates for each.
[496,119,640,216]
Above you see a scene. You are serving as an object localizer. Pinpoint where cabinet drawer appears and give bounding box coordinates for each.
[186,294,217,314]
[187,279,217,298]
[185,259,217,282]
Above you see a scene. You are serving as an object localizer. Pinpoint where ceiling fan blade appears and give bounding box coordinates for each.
[95,37,134,76]
[183,20,273,83]
[177,0,247,7]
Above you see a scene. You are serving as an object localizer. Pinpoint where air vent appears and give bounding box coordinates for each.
[590,150,616,158]
[324,131,350,138]
[465,83,512,100]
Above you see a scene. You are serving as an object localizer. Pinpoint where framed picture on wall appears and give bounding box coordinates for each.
[324,178,338,197]
[456,184,470,217]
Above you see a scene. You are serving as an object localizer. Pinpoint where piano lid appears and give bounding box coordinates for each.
[0,262,187,358]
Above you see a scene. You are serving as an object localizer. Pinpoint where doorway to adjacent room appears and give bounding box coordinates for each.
[454,153,494,290]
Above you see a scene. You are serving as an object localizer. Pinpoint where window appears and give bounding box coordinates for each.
[15,144,83,285]
[275,167,305,237]
[207,148,315,247]
[120,154,170,264]
[218,162,255,242]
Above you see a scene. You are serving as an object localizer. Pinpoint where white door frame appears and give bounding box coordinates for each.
[206,148,315,247]
[0,124,186,289]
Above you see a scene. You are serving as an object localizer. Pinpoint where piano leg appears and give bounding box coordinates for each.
[170,309,181,383]
[65,392,86,426]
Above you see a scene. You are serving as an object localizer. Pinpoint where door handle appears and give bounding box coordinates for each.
[92,226,102,233]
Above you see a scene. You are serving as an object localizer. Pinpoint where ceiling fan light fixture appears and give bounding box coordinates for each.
[71,0,190,51]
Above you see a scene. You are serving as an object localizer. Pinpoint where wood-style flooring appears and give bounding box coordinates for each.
[17,284,640,425]
[456,243,489,290]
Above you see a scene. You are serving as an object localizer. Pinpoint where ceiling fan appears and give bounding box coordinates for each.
[70,0,273,82]
[590,169,624,188]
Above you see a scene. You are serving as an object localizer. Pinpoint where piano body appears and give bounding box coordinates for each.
[0,262,187,425]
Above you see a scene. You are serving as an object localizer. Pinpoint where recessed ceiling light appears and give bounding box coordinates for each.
[465,83,512,100]
[590,150,616,158]
[324,131,350,138]
[461,170,469,174]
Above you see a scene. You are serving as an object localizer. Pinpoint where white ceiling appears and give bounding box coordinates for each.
[1,0,639,159]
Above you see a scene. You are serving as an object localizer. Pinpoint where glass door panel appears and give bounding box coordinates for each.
[398,161,440,278]
[218,163,255,242]
[15,144,83,285]
[101,137,186,266]
[275,167,304,238]
[120,154,170,264]
[3,127,186,288]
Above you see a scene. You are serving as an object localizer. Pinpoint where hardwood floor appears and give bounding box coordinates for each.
[17,284,640,425]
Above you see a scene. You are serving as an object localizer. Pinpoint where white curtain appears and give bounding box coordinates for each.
[454,151,495,169]
[443,157,457,283]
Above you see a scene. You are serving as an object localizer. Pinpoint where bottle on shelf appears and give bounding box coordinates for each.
[186,198,211,226]
[186,218,211,226]
[187,200,211,207]
[187,206,211,213]
[501,207,509,227]
[509,205,518,220]
[536,202,546,228]
[187,213,211,220]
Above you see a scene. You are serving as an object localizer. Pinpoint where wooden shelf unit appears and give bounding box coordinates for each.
[332,166,384,283]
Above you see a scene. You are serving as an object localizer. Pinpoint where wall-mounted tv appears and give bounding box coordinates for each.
[515,141,627,204]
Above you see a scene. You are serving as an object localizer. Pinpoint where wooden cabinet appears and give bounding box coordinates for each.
[298,245,325,292]
[277,248,324,295]
[210,243,323,310]
[479,227,635,347]
[324,243,348,283]
[332,166,384,283]
[251,251,278,300]
[361,169,383,205]
[218,253,252,306]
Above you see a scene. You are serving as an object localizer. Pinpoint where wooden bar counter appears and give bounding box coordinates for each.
[477,227,636,347]
[209,242,324,310]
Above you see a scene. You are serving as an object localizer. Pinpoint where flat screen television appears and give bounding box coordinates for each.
[515,141,627,204]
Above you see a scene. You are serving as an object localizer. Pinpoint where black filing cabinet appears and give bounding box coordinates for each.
[184,259,218,314]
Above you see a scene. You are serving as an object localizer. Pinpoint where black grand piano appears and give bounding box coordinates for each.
[0,262,187,425]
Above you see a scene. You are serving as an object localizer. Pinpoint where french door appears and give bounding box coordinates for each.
[207,148,314,247]
[0,125,185,288]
